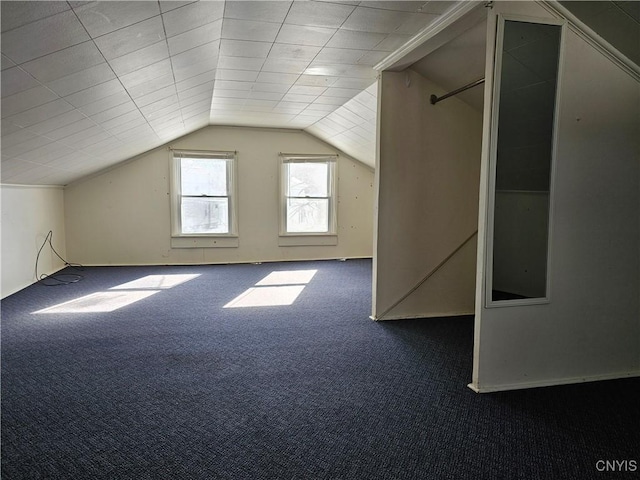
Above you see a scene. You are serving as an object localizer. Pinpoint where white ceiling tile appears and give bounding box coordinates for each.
[358,2,428,13]
[1,135,54,159]
[252,83,291,94]
[333,77,376,89]
[327,30,387,50]
[73,1,161,37]
[256,72,299,85]
[395,13,439,35]
[100,109,145,130]
[289,85,328,96]
[1,128,39,149]
[127,74,176,99]
[140,97,179,118]
[314,48,365,64]
[1,54,17,70]
[419,1,455,14]
[261,58,310,74]
[89,101,138,123]
[269,43,321,61]
[108,41,170,76]
[176,70,217,92]
[322,87,362,99]
[219,39,272,58]
[303,103,340,113]
[215,69,259,82]
[94,17,165,60]
[341,7,411,33]
[285,2,356,29]
[17,141,75,164]
[64,79,125,107]
[1,1,71,32]
[46,63,117,97]
[214,80,253,91]
[177,81,215,100]
[181,104,210,119]
[174,62,216,83]
[44,118,97,141]
[134,85,177,108]
[222,18,281,43]
[248,91,284,102]
[295,75,339,87]
[374,33,413,52]
[24,110,87,136]
[168,20,223,55]
[217,55,265,71]
[5,99,75,127]
[357,50,389,66]
[162,1,225,37]
[281,93,318,103]
[78,90,132,117]
[329,111,357,129]
[243,99,278,108]
[305,63,376,79]
[63,130,114,150]
[180,92,211,108]
[1,120,22,136]
[313,95,349,106]
[211,96,245,106]
[213,89,250,99]
[1,67,41,98]
[275,24,337,47]
[159,2,198,14]
[21,41,105,83]
[170,42,219,69]
[273,102,309,114]
[119,59,173,90]
[224,1,292,23]
[1,10,89,63]
[1,86,59,118]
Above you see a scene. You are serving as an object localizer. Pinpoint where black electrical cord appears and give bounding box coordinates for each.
[35,230,84,286]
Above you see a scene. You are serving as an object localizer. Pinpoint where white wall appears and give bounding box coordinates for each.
[1,185,66,298]
[64,126,374,265]
[373,69,482,320]
[472,1,640,391]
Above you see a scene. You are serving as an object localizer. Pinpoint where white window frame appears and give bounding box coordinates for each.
[170,149,238,248]
[279,154,338,246]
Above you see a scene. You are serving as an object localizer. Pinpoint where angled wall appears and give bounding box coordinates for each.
[64,125,374,266]
[372,68,482,320]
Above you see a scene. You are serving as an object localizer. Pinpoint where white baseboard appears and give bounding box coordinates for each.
[468,370,640,393]
[371,311,474,321]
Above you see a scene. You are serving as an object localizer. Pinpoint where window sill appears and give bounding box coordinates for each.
[171,236,239,248]
[278,234,338,247]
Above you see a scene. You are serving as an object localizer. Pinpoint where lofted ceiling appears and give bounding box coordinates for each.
[1,0,459,185]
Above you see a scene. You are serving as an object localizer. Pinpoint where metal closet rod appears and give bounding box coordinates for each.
[430,78,485,105]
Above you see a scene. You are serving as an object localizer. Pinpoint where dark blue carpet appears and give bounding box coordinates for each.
[1,259,638,479]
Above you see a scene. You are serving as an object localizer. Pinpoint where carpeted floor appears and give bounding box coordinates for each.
[1,259,638,479]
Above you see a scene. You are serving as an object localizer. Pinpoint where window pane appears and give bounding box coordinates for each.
[288,162,328,197]
[181,158,228,196]
[287,198,329,233]
[181,197,229,234]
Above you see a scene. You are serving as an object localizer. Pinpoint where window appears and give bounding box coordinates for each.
[171,150,237,246]
[280,154,337,239]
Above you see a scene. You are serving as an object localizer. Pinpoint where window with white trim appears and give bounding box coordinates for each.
[280,154,337,236]
[171,150,237,238]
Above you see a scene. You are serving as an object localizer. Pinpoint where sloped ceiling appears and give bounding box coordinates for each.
[1,0,457,185]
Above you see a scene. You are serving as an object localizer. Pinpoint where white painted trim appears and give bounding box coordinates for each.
[468,371,640,393]
[371,311,475,321]
[0,183,64,190]
[484,14,565,308]
[63,257,372,268]
[374,1,486,72]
